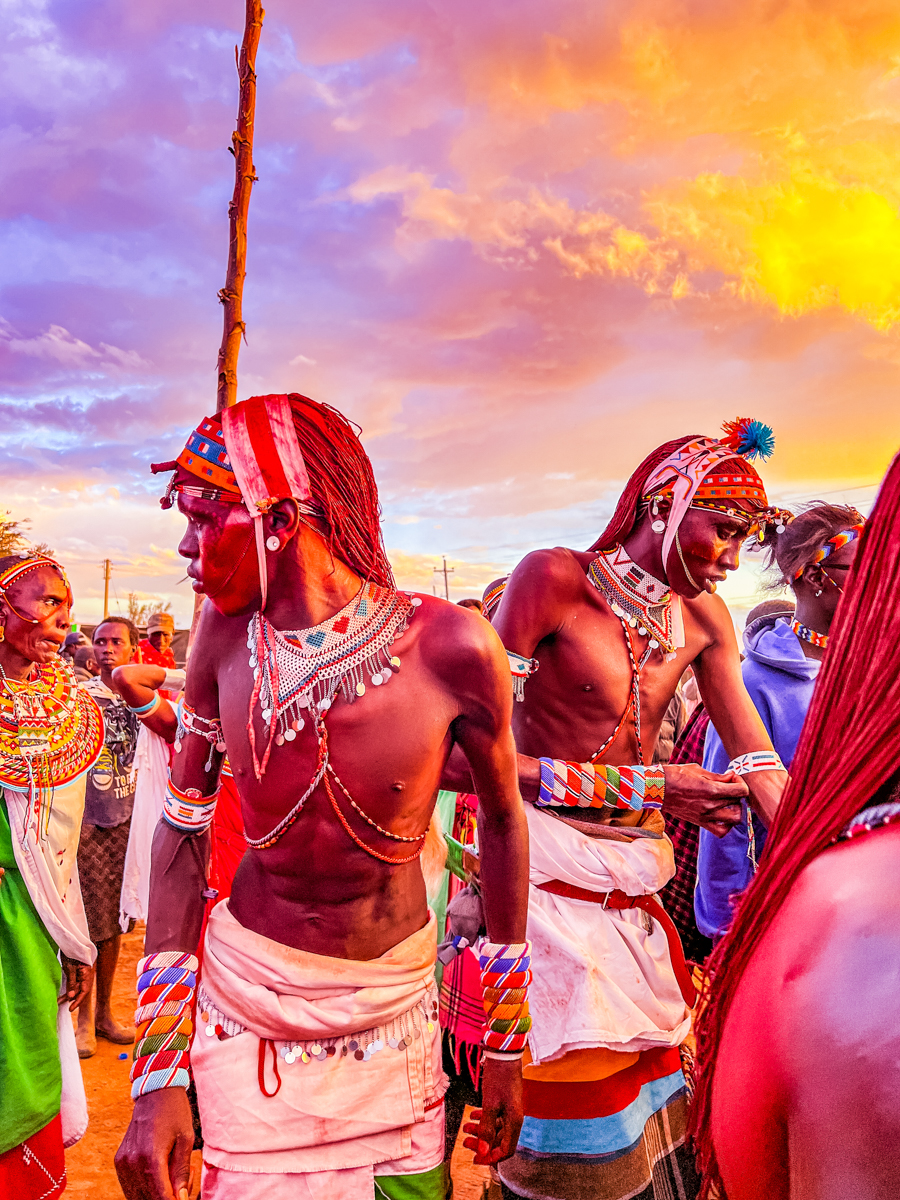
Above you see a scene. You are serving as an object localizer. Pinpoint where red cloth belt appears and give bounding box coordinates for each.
[535,880,697,1008]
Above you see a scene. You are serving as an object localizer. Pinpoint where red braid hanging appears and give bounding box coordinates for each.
[689,448,900,1199]
[590,435,702,551]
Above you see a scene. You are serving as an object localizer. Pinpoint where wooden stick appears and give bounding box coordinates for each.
[216,0,265,412]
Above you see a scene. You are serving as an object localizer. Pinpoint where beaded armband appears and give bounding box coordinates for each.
[131,951,197,1099]
[726,751,786,777]
[507,651,538,702]
[174,700,226,772]
[536,758,665,811]
[163,778,220,834]
[480,941,532,1056]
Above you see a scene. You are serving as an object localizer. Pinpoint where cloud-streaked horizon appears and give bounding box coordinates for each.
[2,0,898,623]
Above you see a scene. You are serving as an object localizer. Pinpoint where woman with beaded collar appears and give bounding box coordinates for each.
[0,553,104,1199]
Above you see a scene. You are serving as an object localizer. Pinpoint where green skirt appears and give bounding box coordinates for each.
[0,796,62,1154]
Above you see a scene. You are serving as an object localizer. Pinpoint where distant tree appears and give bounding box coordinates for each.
[0,513,29,556]
[125,592,173,628]
[0,514,55,559]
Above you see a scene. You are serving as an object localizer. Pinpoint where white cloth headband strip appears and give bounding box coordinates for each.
[643,438,739,576]
[221,397,314,612]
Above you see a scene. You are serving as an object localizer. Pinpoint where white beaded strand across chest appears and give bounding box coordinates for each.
[248,581,417,743]
[243,582,422,850]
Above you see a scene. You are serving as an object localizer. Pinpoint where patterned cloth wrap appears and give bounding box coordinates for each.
[537,758,666,811]
[131,951,198,1099]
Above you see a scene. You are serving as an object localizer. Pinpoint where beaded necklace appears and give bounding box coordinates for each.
[244,582,428,855]
[588,546,676,654]
[586,547,676,765]
[791,619,827,649]
[0,658,104,839]
[834,801,900,844]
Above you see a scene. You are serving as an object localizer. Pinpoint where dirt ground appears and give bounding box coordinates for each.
[66,926,492,1198]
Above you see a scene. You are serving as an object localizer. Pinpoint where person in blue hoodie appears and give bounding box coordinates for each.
[695,502,865,940]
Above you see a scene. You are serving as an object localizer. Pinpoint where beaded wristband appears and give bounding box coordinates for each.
[128,693,162,720]
[131,952,198,1100]
[507,651,538,702]
[163,778,220,834]
[536,759,666,811]
[726,751,786,777]
[480,940,532,1054]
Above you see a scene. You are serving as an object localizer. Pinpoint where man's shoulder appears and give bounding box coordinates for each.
[508,546,588,596]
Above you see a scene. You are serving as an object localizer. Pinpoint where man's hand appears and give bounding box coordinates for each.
[462,1055,523,1165]
[60,954,93,1012]
[662,763,747,837]
[116,1089,194,1200]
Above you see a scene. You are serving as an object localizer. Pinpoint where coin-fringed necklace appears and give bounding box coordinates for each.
[0,658,104,841]
[244,582,428,855]
[586,546,676,766]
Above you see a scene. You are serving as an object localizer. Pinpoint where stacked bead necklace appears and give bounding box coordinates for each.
[0,658,104,840]
[586,546,676,765]
[244,581,427,855]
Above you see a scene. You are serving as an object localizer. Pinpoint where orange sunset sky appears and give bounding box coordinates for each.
[2,0,899,621]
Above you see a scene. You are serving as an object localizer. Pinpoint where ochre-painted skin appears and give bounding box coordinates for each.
[116,476,530,1199]
[0,566,93,1012]
[711,824,900,1200]
[490,503,786,830]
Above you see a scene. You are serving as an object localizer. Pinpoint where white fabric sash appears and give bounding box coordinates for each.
[120,724,169,931]
[4,781,95,966]
[525,805,691,1063]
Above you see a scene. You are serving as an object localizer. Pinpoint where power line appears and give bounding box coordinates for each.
[433,555,454,600]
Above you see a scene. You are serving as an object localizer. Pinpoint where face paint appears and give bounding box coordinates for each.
[176,489,261,617]
[666,510,748,598]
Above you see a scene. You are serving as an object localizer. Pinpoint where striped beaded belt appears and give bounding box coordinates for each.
[534,880,697,1007]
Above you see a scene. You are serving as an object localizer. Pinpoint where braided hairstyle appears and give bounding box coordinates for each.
[690,454,900,1197]
[287,394,394,589]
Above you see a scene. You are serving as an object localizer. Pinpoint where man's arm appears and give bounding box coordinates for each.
[116,608,224,1200]
[112,663,179,744]
[692,601,786,827]
[489,551,745,835]
[434,604,530,1165]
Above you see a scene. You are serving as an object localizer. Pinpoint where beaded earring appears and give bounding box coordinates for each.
[650,496,666,534]
[0,626,4,642]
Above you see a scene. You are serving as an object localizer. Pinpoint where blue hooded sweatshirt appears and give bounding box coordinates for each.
[694,613,821,939]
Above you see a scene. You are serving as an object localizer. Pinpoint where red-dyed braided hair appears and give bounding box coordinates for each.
[287,394,395,590]
[689,449,900,1198]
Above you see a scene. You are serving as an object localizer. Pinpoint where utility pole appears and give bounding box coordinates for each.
[101,559,112,618]
[433,555,454,600]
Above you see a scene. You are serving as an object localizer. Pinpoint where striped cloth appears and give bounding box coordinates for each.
[498,1045,699,1199]
[657,705,714,967]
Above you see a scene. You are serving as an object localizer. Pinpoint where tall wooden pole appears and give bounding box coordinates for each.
[216,0,265,411]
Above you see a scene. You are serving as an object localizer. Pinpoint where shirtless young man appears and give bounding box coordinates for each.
[115,394,529,1200]
[691,451,900,1200]
[487,426,790,1200]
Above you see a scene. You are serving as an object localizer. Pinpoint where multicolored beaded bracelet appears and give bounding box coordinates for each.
[480,940,532,1056]
[163,778,221,834]
[131,951,198,1100]
[536,758,666,811]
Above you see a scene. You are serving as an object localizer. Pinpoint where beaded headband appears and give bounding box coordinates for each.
[0,555,72,624]
[793,521,866,580]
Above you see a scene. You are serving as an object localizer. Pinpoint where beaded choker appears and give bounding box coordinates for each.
[0,658,104,838]
[243,583,427,854]
[588,547,676,655]
[790,619,827,649]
